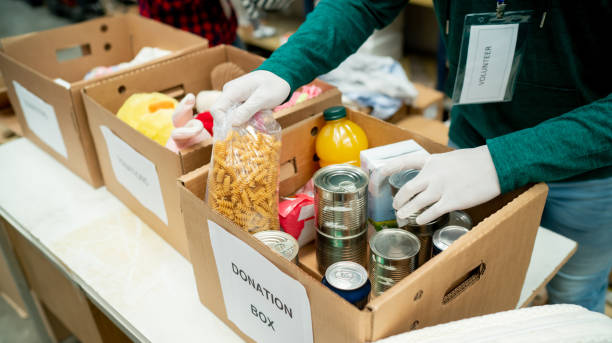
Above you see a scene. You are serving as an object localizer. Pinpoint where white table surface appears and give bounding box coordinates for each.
[0,138,576,342]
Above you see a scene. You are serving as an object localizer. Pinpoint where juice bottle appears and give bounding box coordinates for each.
[316,106,369,167]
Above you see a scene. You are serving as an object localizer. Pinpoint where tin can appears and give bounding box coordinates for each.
[314,165,369,274]
[388,169,449,267]
[432,225,469,256]
[254,230,299,263]
[369,229,420,297]
[401,213,449,268]
[448,210,473,230]
[322,261,371,309]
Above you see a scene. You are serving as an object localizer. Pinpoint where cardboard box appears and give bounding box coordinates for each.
[0,14,208,187]
[395,114,449,146]
[178,109,549,343]
[82,45,340,260]
[387,83,445,122]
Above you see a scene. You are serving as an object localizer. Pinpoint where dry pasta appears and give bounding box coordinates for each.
[207,111,281,233]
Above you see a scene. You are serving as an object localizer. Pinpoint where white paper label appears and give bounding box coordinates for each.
[101,126,168,225]
[459,24,519,104]
[208,220,313,343]
[13,81,67,158]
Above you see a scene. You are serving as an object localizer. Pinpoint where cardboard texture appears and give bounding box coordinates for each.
[386,83,445,123]
[0,228,27,318]
[82,45,340,260]
[0,14,208,188]
[6,224,103,343]
[179,109,549,342]
[395,114,449,145]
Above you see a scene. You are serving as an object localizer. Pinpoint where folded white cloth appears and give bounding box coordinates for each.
[375,305,612,343]
[320,53,418,120]
[83,47,171,80]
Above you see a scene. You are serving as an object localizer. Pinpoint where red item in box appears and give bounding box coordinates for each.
[279,194,315,246]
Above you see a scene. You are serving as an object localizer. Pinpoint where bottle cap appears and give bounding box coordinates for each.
[323,106,347,121]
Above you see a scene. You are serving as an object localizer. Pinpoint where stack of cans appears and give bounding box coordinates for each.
[389,169,449,267]
[369,229,420,297]
[254,230,299,263]
[314,165,369,274]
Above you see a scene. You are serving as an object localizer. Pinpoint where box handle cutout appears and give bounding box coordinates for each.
[160,84,186,99]
[56,44,91,62]
[280,158,297,182]
[443,262,486,305]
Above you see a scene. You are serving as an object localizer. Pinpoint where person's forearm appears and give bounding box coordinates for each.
[257,0,406,92]
[487,94,612,193]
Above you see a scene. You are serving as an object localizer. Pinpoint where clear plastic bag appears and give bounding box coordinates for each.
[207,110,282,233]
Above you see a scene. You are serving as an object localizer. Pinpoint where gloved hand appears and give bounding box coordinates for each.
[211,70,290,127]
[370,146,501,225]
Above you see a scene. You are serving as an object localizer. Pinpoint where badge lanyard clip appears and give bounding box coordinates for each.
[496,0,507,18]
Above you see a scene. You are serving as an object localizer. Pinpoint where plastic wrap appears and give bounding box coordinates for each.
[207,110,281,233]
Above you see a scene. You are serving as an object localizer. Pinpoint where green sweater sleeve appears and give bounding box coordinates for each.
[257,0,407,92]
[487,94,612,193]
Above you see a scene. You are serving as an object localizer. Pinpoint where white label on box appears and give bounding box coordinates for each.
[100,126,168,225]
[459,24,519,104]
[208,220,313,343]
[13,81,68,159]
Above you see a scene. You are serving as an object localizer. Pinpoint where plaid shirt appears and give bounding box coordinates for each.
[139,0,237,46]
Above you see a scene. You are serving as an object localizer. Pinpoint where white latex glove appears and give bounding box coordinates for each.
[211,70,290,127]
[371,146,501,225]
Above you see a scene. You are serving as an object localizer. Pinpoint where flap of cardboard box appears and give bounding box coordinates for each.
[0,14,206,84]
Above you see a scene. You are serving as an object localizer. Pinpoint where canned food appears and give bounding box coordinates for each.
[388,169,449,267]
[447,210,473,230]
[254,230,299,263]
[314,164,369,273]
[316,229,368,274]
[314,164,369,236]
[401,213,449,268]
[322,261,371,309]
[388,169,420,197]
[432,225,469,256]
[369,229,420,297]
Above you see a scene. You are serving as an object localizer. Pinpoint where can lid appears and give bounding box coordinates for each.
[323,106,347,121]
[253,230,299,261]
[388,169,420,191]
[433,225,469,251]
[325,261,368,290]
[370,229,420,260]
[314,164,368,194]
[448,210,473,230]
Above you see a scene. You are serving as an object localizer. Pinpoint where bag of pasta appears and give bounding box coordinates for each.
[207,110,281,233]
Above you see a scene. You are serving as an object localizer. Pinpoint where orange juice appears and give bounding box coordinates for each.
[316,106,369,167]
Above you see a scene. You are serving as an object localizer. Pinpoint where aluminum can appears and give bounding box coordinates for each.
[322,261,371,309]
[369,229,420,297]
[254,230,299,263]
[314,165,369,273]
[388,169,449,267]
[447,210,473,230]
[432,225,469,256]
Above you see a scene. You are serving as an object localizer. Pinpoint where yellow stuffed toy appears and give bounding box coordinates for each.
[116,93,177,146]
